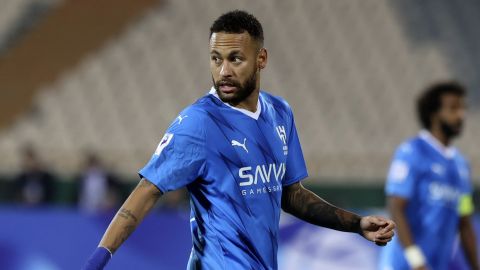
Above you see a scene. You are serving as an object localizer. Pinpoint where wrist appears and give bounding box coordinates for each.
[354,215,363,235]
[404,245,426,269]
[82,246,112,270]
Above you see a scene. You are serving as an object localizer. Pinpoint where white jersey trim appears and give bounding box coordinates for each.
[419,130,456,159]
[209,87,261,120]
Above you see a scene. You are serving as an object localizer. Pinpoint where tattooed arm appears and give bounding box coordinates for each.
[282,182,395,245]
[98,178,162,253]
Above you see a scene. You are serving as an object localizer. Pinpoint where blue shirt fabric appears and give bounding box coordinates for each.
[379,131,473,270]
[139,88,308,270]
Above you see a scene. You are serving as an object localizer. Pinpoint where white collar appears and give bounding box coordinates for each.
[209,87,261,120]
[419,130,456,159]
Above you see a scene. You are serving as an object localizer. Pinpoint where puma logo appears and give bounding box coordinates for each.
[231,138,248,153]
[177,115,188,124]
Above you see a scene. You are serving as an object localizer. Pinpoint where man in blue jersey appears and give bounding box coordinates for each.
[84,10,395,270]
[379,82,479,270]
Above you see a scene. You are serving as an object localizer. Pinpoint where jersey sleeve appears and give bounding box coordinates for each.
[385,142,419,199]
[138,108,206,193]
[283,108,308,186]
[457,158,474,216]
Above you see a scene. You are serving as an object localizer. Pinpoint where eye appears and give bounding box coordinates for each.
[232,56,243,64]
[211,56,222,65]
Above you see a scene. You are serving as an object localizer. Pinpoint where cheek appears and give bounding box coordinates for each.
[238,63,256,77]
[442,112,460,123]
[210,65,220,77]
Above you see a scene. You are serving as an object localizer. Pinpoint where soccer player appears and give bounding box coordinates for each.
[83,10,395,270]
[379,82,479,270]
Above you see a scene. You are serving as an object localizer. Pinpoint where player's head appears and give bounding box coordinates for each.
[417,81,466,140]
[209,10,267,105]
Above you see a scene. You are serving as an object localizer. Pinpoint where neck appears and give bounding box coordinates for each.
[229,88,260,112]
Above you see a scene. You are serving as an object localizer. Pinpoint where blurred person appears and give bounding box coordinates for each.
[77,153,120,213]
[83,10,395,270]
[379,82,479,270]
[14,145,55,205]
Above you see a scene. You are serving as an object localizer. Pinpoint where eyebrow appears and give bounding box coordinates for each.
[210,49,243,57]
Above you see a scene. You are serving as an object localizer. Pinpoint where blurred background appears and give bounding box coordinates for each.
[0,0,479,269]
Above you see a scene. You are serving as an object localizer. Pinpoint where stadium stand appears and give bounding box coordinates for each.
[0,0,479,183]
[0,0,61,53]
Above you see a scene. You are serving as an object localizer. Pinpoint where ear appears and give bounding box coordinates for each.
[257,48,268,70]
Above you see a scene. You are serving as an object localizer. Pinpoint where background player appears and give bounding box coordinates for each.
[379,81,479,270]
[84,10,395,270]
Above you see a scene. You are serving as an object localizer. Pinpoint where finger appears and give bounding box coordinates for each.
[376,230,394,240]
[381,221,396,233]
[369,216,387,226]
[379,225,395,236]
[362,216,384,229]
[374,236,394,245]
[375,237,393,244]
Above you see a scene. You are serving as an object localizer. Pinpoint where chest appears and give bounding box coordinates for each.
[204,112,290,198]
[416,157,467,208]
[207,112,289,165]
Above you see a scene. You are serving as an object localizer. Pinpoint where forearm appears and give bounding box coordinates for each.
[281,182,361,233]
[460,216,479,270]
[389,205,415,248]
[99,179,161,253]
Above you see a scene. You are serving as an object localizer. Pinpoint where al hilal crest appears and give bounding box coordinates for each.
[276,125,288,155]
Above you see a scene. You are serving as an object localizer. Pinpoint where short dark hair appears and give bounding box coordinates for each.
[210,10,264,46]
[417,81,466,129]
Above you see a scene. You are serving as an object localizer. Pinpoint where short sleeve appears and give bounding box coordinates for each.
[139,108,206,193]
[385,143,418,199]
[283,110,308,186]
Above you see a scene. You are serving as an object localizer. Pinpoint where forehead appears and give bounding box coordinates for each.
[209,32,255,52]
[441,93,463,102]
[440,93,464,107]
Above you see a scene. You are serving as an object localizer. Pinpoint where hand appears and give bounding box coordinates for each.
[359,215,395,246]
[413,266,428,270]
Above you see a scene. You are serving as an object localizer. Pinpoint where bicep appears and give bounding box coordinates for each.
[133,178,162,201]
[388,196,409,212]
[122,179,162,213]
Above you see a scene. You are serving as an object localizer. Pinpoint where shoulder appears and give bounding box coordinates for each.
[167,102,209,135]
[393,136,424,161]
[260,91,292,116]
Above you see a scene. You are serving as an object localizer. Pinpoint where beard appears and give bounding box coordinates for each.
[439,118,463,139]
[213,71,257,105]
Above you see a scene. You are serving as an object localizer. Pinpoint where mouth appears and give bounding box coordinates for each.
[218,81,238,94]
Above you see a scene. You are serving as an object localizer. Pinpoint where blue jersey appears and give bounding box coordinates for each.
[379,131,473,270]
[139,88,308,270]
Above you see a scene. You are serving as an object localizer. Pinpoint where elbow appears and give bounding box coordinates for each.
[281,198,294,214]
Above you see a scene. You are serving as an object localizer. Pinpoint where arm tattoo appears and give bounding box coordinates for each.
[118,208,138,222]
[281,183,361,233]
[108,179,161,252]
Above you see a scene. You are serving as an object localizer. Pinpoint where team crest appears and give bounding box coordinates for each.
[276,125,288,155]
[154,133,173,155]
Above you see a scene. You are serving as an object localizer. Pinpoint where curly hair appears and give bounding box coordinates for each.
[210,10,264,46]
[417,81,466,129]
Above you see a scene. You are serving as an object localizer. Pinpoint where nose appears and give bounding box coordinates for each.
[458,108,466,120]
[220,62,233,77]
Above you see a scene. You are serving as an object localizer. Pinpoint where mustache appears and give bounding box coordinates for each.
[216,79,241,87]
